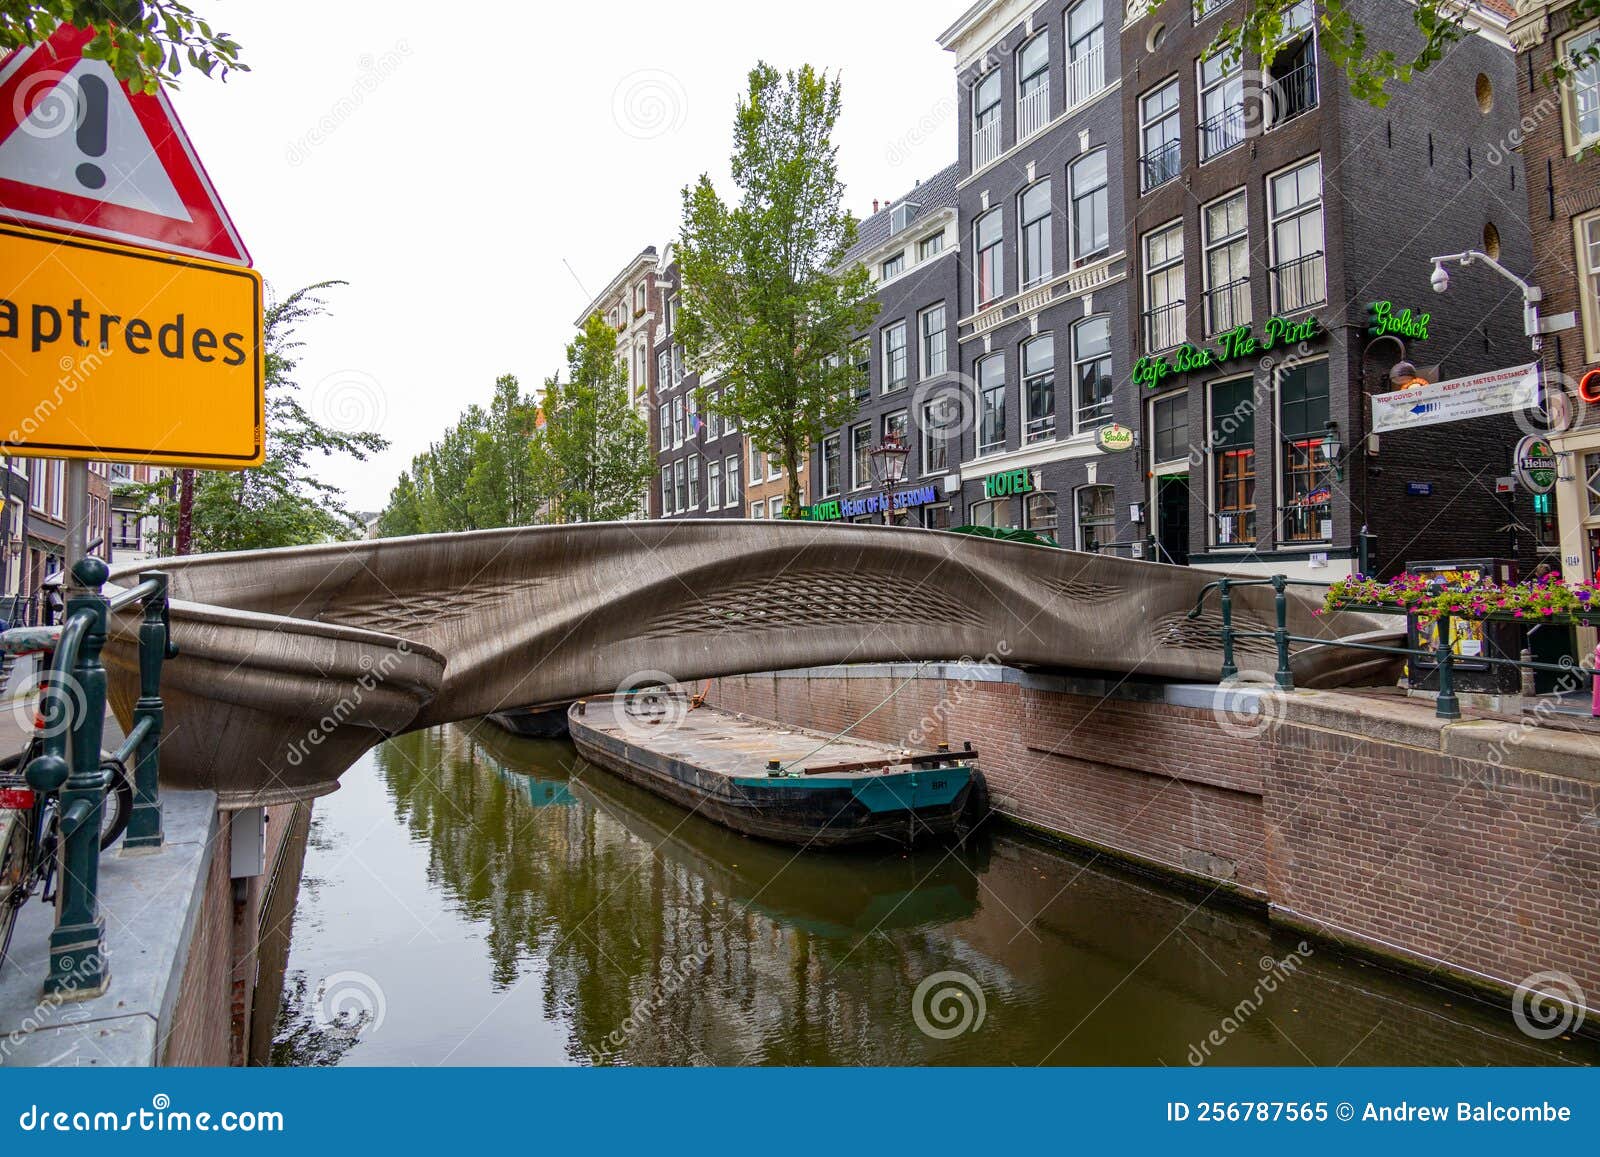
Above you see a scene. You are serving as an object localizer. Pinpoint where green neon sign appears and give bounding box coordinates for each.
[1365,301,1430,341]
[1133,314,1323,389]
[982,469,1035,500]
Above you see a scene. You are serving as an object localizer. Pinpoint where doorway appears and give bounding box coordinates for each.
[1156,474,1190,566]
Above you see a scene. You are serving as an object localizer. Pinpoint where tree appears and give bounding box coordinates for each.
[375,470,423,538]
[129,282,387,553]
[1214,1,1600,104]
[466,374,542,528]
[676,62,880,517]
[2,1,246,92]
[531,313,654,523]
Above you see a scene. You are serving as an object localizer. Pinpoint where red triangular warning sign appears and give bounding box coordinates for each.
[0,24,250,265]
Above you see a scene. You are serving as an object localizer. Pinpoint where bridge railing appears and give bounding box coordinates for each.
[1186,575,1599,721]
[3,557,176,996]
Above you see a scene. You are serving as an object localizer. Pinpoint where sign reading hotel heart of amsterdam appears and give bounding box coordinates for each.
[0,224,264,467]
[1096,423,1135,453]
[1365,301,1431,341]
[1514,435,1558,494]
[802,485,940,521]
[1369,363,1540,435]
[1132,314,1324,389]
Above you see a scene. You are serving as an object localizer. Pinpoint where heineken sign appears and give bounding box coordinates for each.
[982,468,1035,500]
[1514,435,1557,494]
[802,484,940,521]
[1365,300,1430,341]
[1133,314,1324,389]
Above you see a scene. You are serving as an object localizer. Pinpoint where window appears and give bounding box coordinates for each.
[706,391,721,440]
[1203,190,1250,334]
[723,401,738,435]
[687,390,699,438]
[1210,377,1256,545]
[821,433,842,496]
[1586,452,1600,516]
[851,423,873,489]
[664,294,677,335]
[1066,0,1105,106]
[1071,316,1113,431]
[922,397,955,474]
[28,464,45,512]
[1277,360,1332,543]
[882,252,905,280]
[770,497,785,519]
[976,208,1004,306]
[751,500,765,519]
[1069,148,1108,264]
[977,354,1007,456]
[1018,33,1050,139]
[688,454,701,508]
[1194,0,1230,20]
[920,304,947,377]
[658,402,671,450]
[973,69,1002,169]
[634,282,646,314]
[1026,490,1059,535]
[672,396,685,448]
[1576,209,1600,361]
[48,461,63,519]
[1020,180,1053,289]
[672,343,684,385]
[725,454,741,507]
[768,452,783,481]
[919,232,945,261]
[1264,1,1318,126]
[661,466,672,515]
[882,320,909,392]
[883,409,909,452]
[1143,222,1186,352]
[1152,392,1189,464]
[1075,485,1115,551]
[1023,334,1056,443]
[852,339,871,403]
[751,443,765,478]
[1268,156,1325,312]
[674,457,688,514]
[1140,79,1181,192]
[1198,51,1244,161]
[708,460,723,510]
[922,503,953,530]
[657,349,670,391]
[1563,26,1600,150]
[967,498,1011,529]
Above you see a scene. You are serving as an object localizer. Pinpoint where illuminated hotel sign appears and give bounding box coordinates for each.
[1133,314,1324,389]
[802,484,940,521]
[982,469,1035,500]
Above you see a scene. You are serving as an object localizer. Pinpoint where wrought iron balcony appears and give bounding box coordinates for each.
[1270,251,1326,314]
[1204,277,1251,335]
[1199,104,1246,161]
[1212,509,1257,547]
[1140,138,1181,193]
[1265,58,1318,126]
[1279,499,1332,543]
[1143,300,1187,353]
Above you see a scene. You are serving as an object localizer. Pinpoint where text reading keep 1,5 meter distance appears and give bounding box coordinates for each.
[0,224,264,468]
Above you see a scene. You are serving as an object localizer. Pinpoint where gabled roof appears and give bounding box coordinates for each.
[845,162,960,264]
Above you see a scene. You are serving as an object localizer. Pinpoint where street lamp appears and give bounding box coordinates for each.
[870,431,910,526]
[1321,419,1344,482]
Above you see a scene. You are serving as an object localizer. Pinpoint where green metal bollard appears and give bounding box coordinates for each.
[1218,579,1238,680]
[123,571,171,851]
[46,557,112,998]
[1435,609,1461,721]
[1272,575,1294,691]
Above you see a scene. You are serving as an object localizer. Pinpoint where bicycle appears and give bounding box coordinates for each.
[0,628,133,973]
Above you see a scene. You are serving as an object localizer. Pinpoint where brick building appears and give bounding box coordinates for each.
[1508,0,1600,585]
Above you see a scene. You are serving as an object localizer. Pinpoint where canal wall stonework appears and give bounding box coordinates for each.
[699,666,1599,1014]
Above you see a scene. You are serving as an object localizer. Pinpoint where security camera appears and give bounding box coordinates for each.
[1430,264,1450,294]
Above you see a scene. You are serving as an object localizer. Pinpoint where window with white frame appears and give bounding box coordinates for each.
[664,294,677,335]
[1140,79,1181,192]
[1072,315,1113,430]
[708,460,723,509]
[672,396,685,448]
[1203,189,1250,335]
[1563,26,1600,151]
[973,69,1002,169]
[1193,0,1230,21]
[1026,488,1059,534]
[49,461,63,519]
[977,353,1007,456]
[882,320,908,392]
[725,454,741,507]
[882,251,905,280]
[821,433,842,495]
[922,396,956,474]
[1268,156,1325,312]
[1143,222,1186,352]
[1066,0,1105,106]
[657,349,670,391]
[1576,209,1600,361]
[672,343,684,385]
[28,465,45,512]
[1023,333,1056,443]
[707,391,721,440]
[658,402,670,450]
[687,454,701,508]
[920,303,947,377]
[1585,452,1600,516]
[1069,147,1108,264]
[851,423,873,489]
[660,466,672,515]
[770,497,785,519]
[751,500,765,519]
[1018,32,1050,139]
[1076,485,1116,551]
[1020,180,1053,289]
[1264,0,1317,127]
[674,458,688,514]
[976,208,1004,306]
[1198,51,1244,161]
[919,232,945,261]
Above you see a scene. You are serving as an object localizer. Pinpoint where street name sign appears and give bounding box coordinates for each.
[0,25,250,264]
[0,223,264,467]
[1369,362,1539,435]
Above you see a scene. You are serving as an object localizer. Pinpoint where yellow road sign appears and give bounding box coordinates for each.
[0,223,264,468]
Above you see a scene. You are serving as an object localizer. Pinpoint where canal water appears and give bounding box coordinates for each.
[268,721,1597,1067]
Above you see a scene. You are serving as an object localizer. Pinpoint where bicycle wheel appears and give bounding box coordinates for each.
[0,807,32,973]
[99,756,133,851]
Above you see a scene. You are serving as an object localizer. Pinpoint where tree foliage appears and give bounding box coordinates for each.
[1,1,246,92]
[130,282,387,553]
[531,313,655,523]
[676,62,880,516]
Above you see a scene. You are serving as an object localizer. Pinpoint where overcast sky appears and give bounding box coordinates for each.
[160,0,964,512]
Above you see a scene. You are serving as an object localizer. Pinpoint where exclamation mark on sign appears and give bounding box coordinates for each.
[74,73,108,190]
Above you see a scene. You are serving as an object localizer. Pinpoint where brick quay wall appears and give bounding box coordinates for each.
[699,666,1599,1016]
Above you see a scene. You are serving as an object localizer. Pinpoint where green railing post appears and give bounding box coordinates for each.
[1435,609,1461,721]
[1272,575,1294,691]
[1218,579,1238,680]
[123,570,170,851]
[47,557,111,998]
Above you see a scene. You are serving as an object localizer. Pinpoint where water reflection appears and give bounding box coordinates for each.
[270,721,1597,1067]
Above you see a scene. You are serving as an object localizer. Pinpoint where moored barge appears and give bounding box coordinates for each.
[567,693,984,848]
